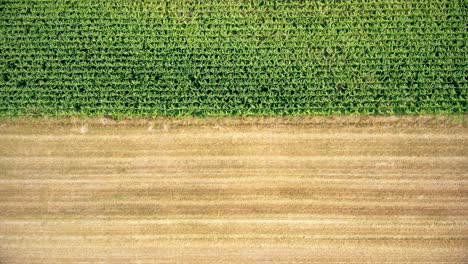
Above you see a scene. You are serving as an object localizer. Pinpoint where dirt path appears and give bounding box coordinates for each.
[0,117,467,263]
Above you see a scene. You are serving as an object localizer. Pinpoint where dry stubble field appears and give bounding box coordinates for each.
[0,116,467,263]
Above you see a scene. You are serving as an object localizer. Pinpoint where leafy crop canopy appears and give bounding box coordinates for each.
[1,0,466,116]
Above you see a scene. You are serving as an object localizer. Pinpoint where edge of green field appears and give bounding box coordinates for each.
[0,115,466,129]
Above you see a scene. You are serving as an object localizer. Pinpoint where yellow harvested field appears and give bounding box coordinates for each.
[0,117,467,263]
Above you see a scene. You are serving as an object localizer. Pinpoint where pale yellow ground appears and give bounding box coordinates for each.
[0,116,467,263]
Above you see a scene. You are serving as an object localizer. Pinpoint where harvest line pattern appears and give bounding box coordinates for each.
[0,119,467,262]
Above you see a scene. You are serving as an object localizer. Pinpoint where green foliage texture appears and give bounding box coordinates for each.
[1,0,467,116]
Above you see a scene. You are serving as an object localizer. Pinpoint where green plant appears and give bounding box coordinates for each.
[1,0,466,117]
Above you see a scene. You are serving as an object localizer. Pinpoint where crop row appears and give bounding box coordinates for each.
[1,0,466,116]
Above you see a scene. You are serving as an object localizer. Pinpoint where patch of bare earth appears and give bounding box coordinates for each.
[0,116,467,263]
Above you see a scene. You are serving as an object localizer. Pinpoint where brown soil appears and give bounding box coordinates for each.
[0,116,467,263]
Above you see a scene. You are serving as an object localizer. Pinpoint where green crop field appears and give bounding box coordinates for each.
[1,0,466,117]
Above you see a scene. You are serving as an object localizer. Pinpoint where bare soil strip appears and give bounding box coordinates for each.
[0,117,467,263]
